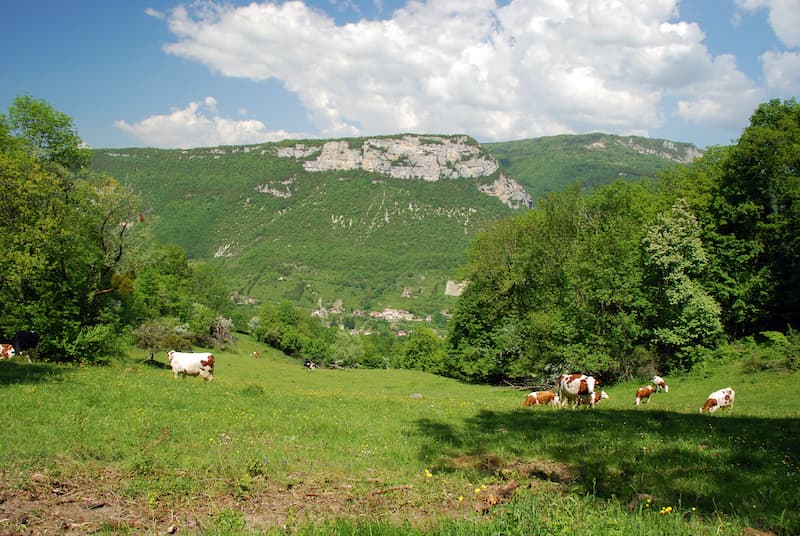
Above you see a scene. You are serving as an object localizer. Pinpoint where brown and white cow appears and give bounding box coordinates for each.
[523,390,560,407]
[652,375,669,392]
[0,343,15,359]
[167,351,215,381]
[700,387,735,414]
[635,385,656,405]
[578,390,609,406]
[558,374,601,408]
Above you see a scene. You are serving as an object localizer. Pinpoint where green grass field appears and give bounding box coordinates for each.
[1,337,798,535]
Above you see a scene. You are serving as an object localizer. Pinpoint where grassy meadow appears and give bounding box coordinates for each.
[1,337,798,535]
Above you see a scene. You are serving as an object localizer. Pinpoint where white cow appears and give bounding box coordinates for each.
[652,375,669,392]
[167,351,215,381]
[558,374,602,408]
[700,387,735,413]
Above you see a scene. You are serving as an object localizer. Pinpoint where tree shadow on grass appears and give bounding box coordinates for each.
[139,357,170,370]
[0,360,70,386]
[413,408,800,532]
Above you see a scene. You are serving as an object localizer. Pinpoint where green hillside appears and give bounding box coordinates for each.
[92,133,698,321]
[91,139,515,320]
[484,133,702,199]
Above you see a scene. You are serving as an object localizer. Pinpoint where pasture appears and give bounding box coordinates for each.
[1,339,798,535]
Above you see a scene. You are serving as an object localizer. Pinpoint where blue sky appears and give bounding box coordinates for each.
[2,0,798,149]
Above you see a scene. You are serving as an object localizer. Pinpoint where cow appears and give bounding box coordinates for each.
[635,385,656,405]
[251,351,260,359]
[558,373,601,408]
[652,375,669,392]
[12,330,39,361]
[523,390,560,407]
[579,390,609,406]
[700,387,735,414]
[304,359,318,370]
[167,351,215,381]
[0,343,16,359]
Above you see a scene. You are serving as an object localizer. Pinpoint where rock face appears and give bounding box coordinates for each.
[479,174,533,209]
[445,280,468,297]
[277,134,531,208]
[587,137,704,164]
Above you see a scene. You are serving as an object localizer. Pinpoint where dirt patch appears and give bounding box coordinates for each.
[0,468,483,534]
[0,457,578,534]
[444,454,574,486]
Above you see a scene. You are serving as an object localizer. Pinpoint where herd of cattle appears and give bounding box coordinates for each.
[524,373,736,414]
[164,359,737,415]
[2,340,738,415]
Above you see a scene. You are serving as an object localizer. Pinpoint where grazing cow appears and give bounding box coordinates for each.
[558,373,601,408]
[523,390,560,407]
[0,343,15,359]
[12,330,39,360]
[579,390,609,406]
[652,375,669,392]
[167,351,215,381]
[700,387,735,414]
[635,385,656,405]
[251,351,260,359]
[304,359,318,370]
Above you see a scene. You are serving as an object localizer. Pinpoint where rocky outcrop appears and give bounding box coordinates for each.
[617,137,703,163]
[278,134,530,208]
[280,135,499,181]
[445,280,468,297]
[479,173,533,209]
[586,137,703,164]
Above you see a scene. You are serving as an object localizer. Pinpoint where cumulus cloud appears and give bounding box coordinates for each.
[153,0,762,144]
[736,0,800,47]
[114,98,296,148]
[761,50,800,90]
[736,0,800,94]
[675,54,764,128]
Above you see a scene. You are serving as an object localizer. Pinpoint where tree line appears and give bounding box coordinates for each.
[1,96,797,381]
[0,96,233,362]
[447,98,799,382]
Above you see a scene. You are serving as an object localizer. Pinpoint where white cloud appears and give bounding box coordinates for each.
[736,0,800,47]
[735,0,800,94]
[675,54,764,128]
[114,98,298,148]
[145,7,165,20]
[761,50,800,91]
[152,0,761,144]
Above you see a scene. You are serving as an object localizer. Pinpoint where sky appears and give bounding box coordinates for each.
[2,0,798,150]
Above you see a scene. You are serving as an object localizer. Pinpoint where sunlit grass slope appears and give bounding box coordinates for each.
[1,339,797,534]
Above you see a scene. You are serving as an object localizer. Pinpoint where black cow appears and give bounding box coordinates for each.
[12,330,39,361]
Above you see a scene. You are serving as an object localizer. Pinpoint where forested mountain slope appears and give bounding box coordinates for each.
[484,133,702,199]
[91,133,697,321]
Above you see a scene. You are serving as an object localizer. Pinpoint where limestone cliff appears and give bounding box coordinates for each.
[277,135,531,208]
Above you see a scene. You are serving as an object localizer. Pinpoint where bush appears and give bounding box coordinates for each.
[62,324,121,364]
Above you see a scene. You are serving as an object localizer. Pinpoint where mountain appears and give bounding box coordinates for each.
[91,133,701,323]
[483,133,703,199]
